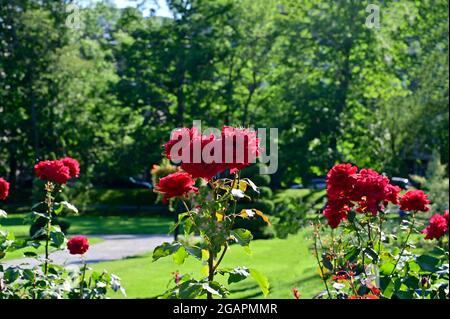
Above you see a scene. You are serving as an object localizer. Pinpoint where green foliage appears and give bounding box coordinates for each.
[411,152,449,212]
[152,171,270,299]
[1,0,448,190]
[0,180,124,299]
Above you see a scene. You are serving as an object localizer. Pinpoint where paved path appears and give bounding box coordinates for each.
[4,234,172,268]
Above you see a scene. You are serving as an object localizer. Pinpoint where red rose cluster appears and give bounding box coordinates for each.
[154,171,198,204]
[163,126,260,181]
[67,236,89,255]
[34,157,80,184]
[423,210,449,240]
[0,177,10,201]
[323,164,429,228]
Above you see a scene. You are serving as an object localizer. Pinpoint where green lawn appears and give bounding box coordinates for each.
[1,213,173,238]
[91,229,323,299]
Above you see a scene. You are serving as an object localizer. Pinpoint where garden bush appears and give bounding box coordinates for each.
[309,163,449,299]
[151,126,271,299]
[0,159,124,299]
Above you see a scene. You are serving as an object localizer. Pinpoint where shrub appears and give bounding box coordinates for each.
[310,163,449,299]
[0,159,124,299]
[152,126,271,299]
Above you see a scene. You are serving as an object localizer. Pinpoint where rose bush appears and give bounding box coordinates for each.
[311,163,449,299]
[0,159,124,299]
[153,126,270,299]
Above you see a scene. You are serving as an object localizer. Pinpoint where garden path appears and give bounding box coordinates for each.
[4,234,171,269]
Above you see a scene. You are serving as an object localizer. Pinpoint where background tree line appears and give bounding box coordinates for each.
[0,0,448,199]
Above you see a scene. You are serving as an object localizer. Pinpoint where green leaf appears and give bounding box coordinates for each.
[58,201,79,215]
[50,230,66,247]
[184,246,202,260]
[345,246,360,262]
[0,209,7,218]
[380,277,394,298]
[243,178,259,194]
[347,210,356,222]
[380,262,396,275]
[228,267,250,284]
[202,282,222,296]
[250,268,270,298]
[33,211,50,220]
[152,242,182,262]
[322,258,333,271]
[231,229,253,247]
[4,268,20,283]
[177,280,203,299]
[31,228,47,240]
[173,246,188,265]
[402,276,419,289]
[364,247,379,263]
[218,266,251,284]
[23,251,38,257]
[416,255,439,272]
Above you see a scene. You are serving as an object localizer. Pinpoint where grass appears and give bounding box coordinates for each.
[2,237,104,261]
[91,229,323,299]
[1,213,174,238]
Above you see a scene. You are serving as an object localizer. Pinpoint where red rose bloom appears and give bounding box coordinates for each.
[164,127,200,161]
[34,160,71,184]
[180,133,227,180]
[163,126,261,180]
[423,213,448,240]
[61,157,80,178]
[0,177,10,201]
[350,169,390,215]
[67,236,89,255]
[221,126,261,174]
[323,198,351,228]
[399,190,430,212]
[154,172,198,203]
[384,183,401,205]
[326,163,358,200]
[444,210,449,224]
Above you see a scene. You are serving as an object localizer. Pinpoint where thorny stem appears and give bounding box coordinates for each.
[390,212,416,277]
[377,216,384,256]
[313,223,332,299]
[44,182,55,276]
[351,219,368,277]
[80,257,87,299]
[207,249,215,299]
[213,244,228,273]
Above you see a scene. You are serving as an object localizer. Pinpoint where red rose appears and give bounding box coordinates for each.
[163,126,261,180]
[326,163,358,200]
[67,236,89,255]
[34,160,71,184]
[444,210,449,224]
[0,177,10,201]
[323,198,351,228]
[164,128,200,161]
[180,133,227,180]
[350,169,390,215]
[384,183,401,205]
[423,213,448,240]
[61,157,80,179]
[221,126,261,174]
[399,190,430,212]
[154,172,198,203]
